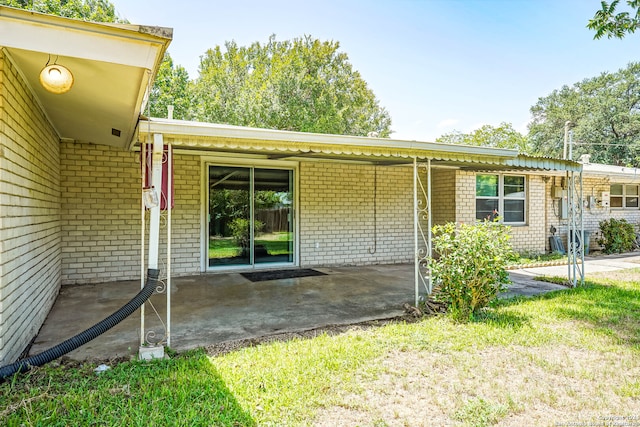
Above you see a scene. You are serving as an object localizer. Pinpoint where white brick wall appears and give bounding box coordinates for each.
[455,171,477,224]
[0,51,61,365]
[431,169,456,225]
[299,162,414,266]
[454,171,547,253]
[60,145,201,284]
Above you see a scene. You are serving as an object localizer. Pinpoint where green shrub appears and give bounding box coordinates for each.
[228,218,264,249]
[429,220,514,322]
[597,218,636,254]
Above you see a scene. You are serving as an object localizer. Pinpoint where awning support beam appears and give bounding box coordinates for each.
[414,157,432,306]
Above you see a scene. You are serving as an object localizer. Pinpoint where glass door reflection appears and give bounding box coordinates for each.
[254,169,293,264]
[208,166,294,268]
[208,166,251,267]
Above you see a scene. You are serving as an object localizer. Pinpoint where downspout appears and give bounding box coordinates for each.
[0,133,165,382]
[0,271,159,381]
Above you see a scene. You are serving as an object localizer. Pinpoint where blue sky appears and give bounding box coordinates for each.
[115,0,638,142]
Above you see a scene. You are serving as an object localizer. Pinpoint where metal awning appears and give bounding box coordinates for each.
[137,118,581,172]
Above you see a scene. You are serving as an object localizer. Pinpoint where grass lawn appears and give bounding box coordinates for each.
[1,269,639,426]
[508,251,567,267]
[209,232,292,259]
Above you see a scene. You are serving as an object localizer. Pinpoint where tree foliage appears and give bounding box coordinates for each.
[148,53,191,120]
[192,35,392,136]
[528,62,640,166]
[436,122,528,152]
[0,0,124,22]
[8,2,391,137]
[588,0,640,39]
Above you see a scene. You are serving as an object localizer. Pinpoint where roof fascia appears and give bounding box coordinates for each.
[582,163,640,181]
[140,118,520,159]
[0,5,172,70]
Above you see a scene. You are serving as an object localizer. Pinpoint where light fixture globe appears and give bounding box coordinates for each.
[39,64,74,94]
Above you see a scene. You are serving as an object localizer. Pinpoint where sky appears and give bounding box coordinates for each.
[114,0,638,142]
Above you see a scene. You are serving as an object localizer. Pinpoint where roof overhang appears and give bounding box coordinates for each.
[582,162,640,182]
[0,6,172,148]
[138,118,582,172]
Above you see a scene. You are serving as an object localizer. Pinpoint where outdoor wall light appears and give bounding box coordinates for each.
[39,62,74,94]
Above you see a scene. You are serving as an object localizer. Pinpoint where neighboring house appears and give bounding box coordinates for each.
[2,6,609,365]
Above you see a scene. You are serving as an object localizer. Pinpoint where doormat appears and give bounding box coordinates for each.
[241,269,326,282]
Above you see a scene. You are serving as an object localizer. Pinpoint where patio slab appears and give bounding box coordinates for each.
[29,264,418,361]
[26,256,640,361]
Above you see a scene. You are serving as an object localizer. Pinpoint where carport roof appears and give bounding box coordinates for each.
[138,118,581,172]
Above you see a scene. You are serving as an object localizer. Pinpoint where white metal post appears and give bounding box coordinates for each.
[166,143,172,348]
[140,142,146,347]
[427,158,432,276]
[580,170,585,285]
[413,157,419,306]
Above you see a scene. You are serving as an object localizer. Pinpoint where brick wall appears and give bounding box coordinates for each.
[454,170,547,253]
[431,169,456,225]
[299,162,414,266]
[60,145,200,284]
[455,171,477,224]
[0,52,61,365]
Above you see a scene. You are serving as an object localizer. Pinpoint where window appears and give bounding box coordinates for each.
[476,174,526,224]
[610,184,639,209]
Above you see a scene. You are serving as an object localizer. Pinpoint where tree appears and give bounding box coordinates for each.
[192,35,392,137]
[0,0,125,22]
[528,62,640,166]
[588,0,640,39]
[148,53,191,120]
[436,122,528,152]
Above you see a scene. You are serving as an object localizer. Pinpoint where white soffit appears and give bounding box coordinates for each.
[0,6,172,149]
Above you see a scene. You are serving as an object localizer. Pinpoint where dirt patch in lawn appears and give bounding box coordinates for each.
[313,345,640,426]
[589,268,640,282]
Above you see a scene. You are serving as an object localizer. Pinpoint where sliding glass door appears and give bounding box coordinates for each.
[208,165,294,268]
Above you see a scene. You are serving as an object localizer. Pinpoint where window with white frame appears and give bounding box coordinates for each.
[476,174,526,224]
[610,184,639,208]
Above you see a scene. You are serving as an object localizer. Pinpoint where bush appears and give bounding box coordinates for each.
[597,218,636,254]
[429,220,514,322]
[228,218,264,249]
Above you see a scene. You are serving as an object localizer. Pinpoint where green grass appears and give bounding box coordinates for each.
[508,250,567,266]
[209,232,292,258]
[2,270,639,426]
[208,238,241,258]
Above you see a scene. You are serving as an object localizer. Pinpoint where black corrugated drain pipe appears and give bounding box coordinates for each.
[0,268,160,382]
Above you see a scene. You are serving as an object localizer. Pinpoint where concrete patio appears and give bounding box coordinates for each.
[29,264,419,361]
[26,255,640,361]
